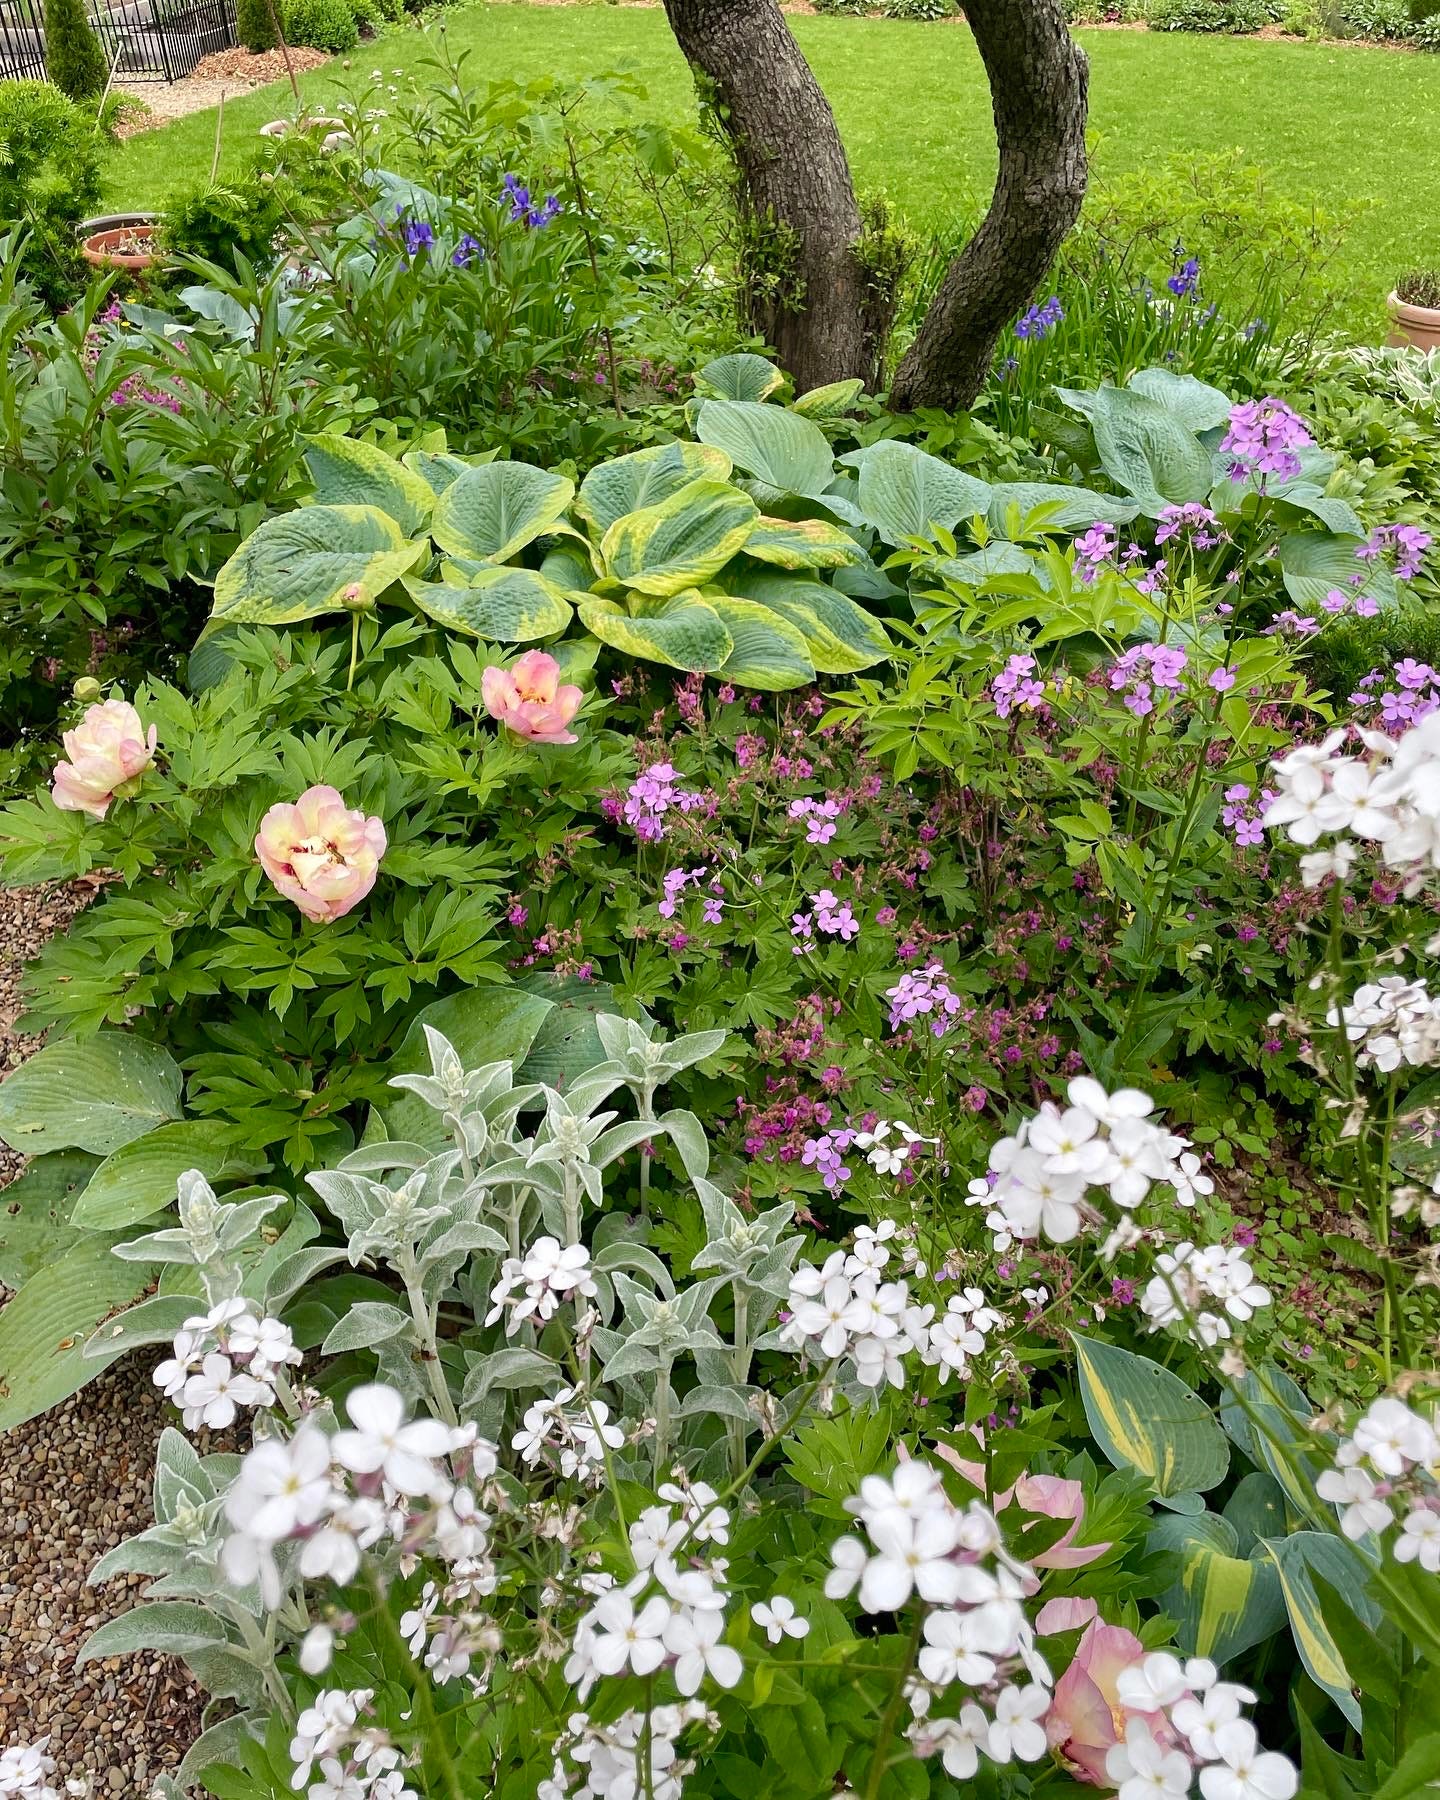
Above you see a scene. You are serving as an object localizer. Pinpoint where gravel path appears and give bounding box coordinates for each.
[0,882,208,1792]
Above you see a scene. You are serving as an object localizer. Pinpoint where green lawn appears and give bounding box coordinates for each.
[112,5,1440,333]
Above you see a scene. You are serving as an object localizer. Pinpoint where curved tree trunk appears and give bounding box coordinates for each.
[889,0,1089,411]
[660,0,886,392]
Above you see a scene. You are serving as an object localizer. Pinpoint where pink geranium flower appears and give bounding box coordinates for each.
[255,784,386,924]
[482,651,583,745]
[51,698,157,819]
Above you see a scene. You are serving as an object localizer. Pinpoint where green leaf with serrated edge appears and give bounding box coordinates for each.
[600,479,758,599]
[1146,1511,1286,1664]
[732,574,890,674]
[1127,367,1233,431]
[211,505,423,626]
[0,1151,98,1288]
[856,439,993,544]
[404,567,573,642]
[579,591,734,673]
[71,1123,266,1231]
[0,1235,156,1431]
[430,461,575,563]
[76,1602,235,1667]
[742,516,864,570]
[0,1032,182,1155]
[694,399,835,496]
[1279,530,1399,613]
[575,442,733,536]
[792,377,864,419]
[321,1301,413,1355]
[301,433,435,535]
[1263,1532,1379,1729]
[1070,1331,1229,1497]
[693,352,785,402]
[986,482,1141,536]
[706,596,815,691]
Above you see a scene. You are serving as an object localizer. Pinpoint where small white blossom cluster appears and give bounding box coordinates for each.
[220,1384,498,1612]
[152,1296,301,1430]
[781,1220,1004,1390]
[290,1688,417,1798]
[1103,1652,1298,1800]
[1317,1396,1440,1572]
[853,1119,937,1176]
[538,1702,713,1800]
[822,1462,1050,1782]
[1264,714,1440,889]
[1329,975,1440,1072]
[565,1482,740,1704]
[0,1741,61,1800]
[513,1387,626,1486]
[969,1078,1199,1250]
[397,1578,502,1685]
[487,1237,599,1333]
[1140,1242,1273,1348]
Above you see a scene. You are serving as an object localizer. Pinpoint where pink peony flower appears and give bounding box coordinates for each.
[255,784,386,924]
[1046,1620,1159,1784]
[51,698,157,819]
[482,651,583,745]
[1036,1595,1100,1637]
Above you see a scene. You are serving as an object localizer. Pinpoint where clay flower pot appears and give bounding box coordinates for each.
[81,218,160,272]
[1388,290,1440,354]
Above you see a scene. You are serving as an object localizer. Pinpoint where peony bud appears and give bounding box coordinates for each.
[255,784,386,924]
[51,698,157,820]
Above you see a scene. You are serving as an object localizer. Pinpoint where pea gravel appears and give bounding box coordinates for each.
[1,881,209,1792]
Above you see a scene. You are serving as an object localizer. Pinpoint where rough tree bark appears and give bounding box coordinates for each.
[660,0,884,393]
[889,0,1089,410]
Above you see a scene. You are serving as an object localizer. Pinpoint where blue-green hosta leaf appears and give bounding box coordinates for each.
[987,482,1141,537]
[0,1151,97,1288]
[579,591,733,673]
[693,353,785,402]
[855,440,993,545]
[1066,384,1214,515]
[575,442,733,536]
[1127,367,1234,432]
[1147,1511,1287,1665]
[403,568,573,641]
[383,987,555,1146]
[792,378,865,420]
[0,1032,183,1156]
[743,516,864,570]
[694,399,835,497]
[936,542,1047,587]
[301,433,436,535]
[1223,1471,1289,1555]
[70,1123,265,1231]
[1279,530,1399,612]
[431,461,575,563]
[735,573,891,674]
[601,479,758,598]
[1271,492,1367,538]
[1071,1331,1230,1498]
[211,505,424,626]
[1263,1532,1380,1728]
[705,597,816,691]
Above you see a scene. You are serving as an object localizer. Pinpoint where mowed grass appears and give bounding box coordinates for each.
[111,4,1440,335]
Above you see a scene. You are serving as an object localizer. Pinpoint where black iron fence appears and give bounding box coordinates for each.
[1,0,236,82]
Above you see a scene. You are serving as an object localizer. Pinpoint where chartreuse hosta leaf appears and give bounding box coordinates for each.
[743,516,864,570]
[211,505,424,626]
[404,568,573,642]
[1146,1511,1287,1665]
[694,399,835,498]
[601,479,759,598]
[575,442,734,535]
[693,352,786,402]
[578,591,733,673]
[431,461,576,563]
[1070,1332,1230,1499]
[736,573,891,674]
[301,433,436,536]
[705,596,816,691]
[792,378,865,420]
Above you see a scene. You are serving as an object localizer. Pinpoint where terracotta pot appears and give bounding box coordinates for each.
[1388,290,1440,354]
[81,224,160,272]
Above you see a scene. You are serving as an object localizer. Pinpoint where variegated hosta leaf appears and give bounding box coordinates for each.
[431,461,576,563]
[402,448,495,499]
[600,479,759,599]
[734,574,891,674]
[1070,1331,1229,1499]
[704,596,816,691]
[575,442,734,536]
[404,568,573,642]
[1146,1512,1286,1665]
[579,591,733,673]
[743,516,864,570]
[211,505,425,626]
[855,439,993,545]
[301,433,436,536]
[1262,1532,1380,1729]
[792,378,865,420]
[693,400,835,498]
[693,352,786,402]
[540,542,601,589]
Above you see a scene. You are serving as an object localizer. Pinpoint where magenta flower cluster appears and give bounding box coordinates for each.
[659,866,725,923]
[1220,397,1312,485]
[1350,660,1440,730]
[788,795,844,845]
[792,890,860,949]
[1073,522,1119,585]
[1155,504,1222,549]
[1108,642,1189,718]
[1358,523,1432,582]
[991,654,1046,721]
[885,962,963,1038]
[1221,782,1277,848]
[619,761,708,842]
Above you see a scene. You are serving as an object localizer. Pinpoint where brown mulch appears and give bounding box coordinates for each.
[191,42,331,82]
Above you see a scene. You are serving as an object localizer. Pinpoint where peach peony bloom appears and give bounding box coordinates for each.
[51,698,158,819]
[482,651,583,745]
[1013,1474,1111,1570]
[1036,1595,1100,1637]
[1047,1620,1163,1785]
[255,784,386,924]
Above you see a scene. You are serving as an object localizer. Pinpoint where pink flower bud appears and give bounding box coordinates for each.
[255,784,386,924]
[51,698,158,819]
[481,650,583,745]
